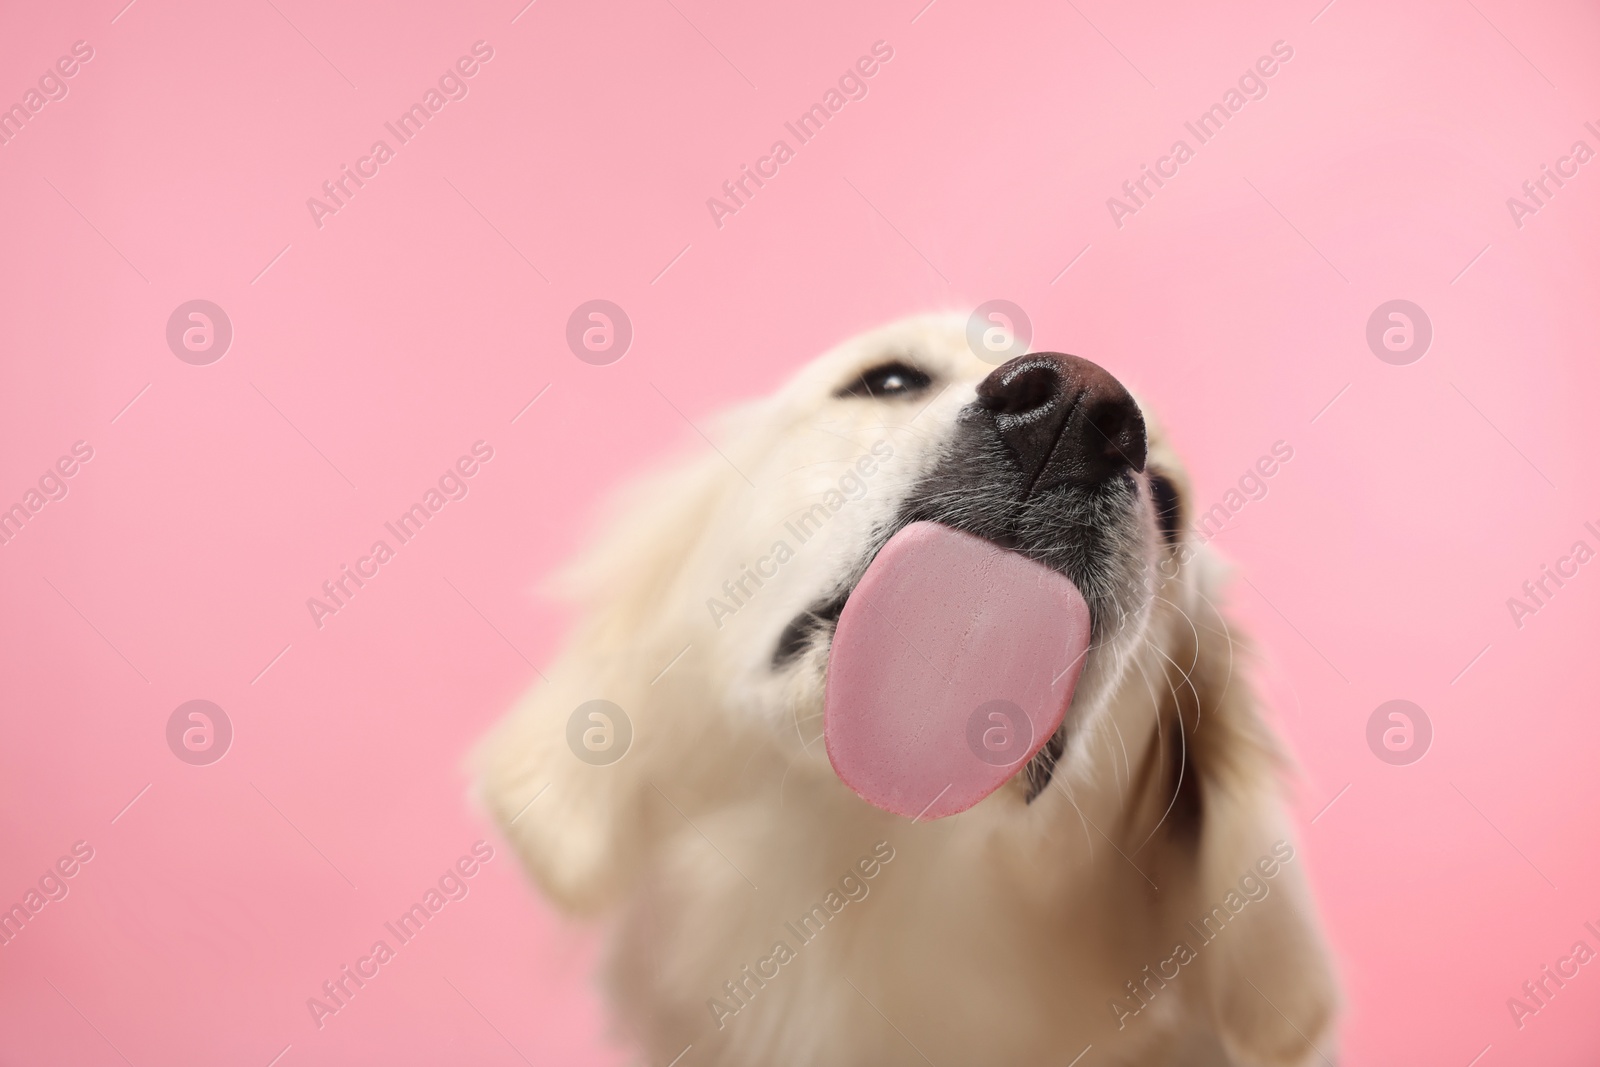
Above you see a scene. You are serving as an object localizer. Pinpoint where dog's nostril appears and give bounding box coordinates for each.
[976,362,1059,417]
[1086,396,1147,474]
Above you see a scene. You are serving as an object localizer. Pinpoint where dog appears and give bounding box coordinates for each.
[476,314,1338,1066]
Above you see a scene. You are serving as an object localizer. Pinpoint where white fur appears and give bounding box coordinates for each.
[476,315,1338,1066]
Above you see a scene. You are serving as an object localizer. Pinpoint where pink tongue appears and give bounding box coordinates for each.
[823,522,1091,820]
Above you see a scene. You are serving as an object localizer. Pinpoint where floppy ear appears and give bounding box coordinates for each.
[1179,553,1340,1065]
[473,446,741,916]
[475,648,653,915]
[1198,809,1340,1066]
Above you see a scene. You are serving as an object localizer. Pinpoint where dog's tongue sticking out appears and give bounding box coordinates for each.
[823,522,1092,820]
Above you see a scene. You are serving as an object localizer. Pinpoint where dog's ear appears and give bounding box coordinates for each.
[475,662,648,915]
[1198,817,1341,1066]
[473,447,741,916]
[1178,553,1340,1066]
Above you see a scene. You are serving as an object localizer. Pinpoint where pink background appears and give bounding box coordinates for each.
[2,0,1597,1063]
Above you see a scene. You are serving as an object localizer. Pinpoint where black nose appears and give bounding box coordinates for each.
[975,352,1146,490]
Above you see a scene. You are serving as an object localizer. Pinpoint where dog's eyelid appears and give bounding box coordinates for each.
[835,360,935,400]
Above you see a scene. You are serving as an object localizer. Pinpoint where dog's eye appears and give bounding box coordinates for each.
[837,361,933,400]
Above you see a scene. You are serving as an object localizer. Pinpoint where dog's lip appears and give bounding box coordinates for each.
[771,513,1111,673]
[770,593,849,669]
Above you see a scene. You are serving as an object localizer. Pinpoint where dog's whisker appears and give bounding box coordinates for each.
[1107,712,1131,801]
[791,690,815,751]
[1131,657,1193,855]
[1051,775,1096,862]
[776,735,813,810]
[1127,650,1166,782]
[1152,635,1205,734]
[1152,592,1206,699]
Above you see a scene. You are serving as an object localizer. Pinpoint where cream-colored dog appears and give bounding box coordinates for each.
[477,315,1337,1066]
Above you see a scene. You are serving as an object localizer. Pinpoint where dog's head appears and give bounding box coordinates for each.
[478,313,1214,891]
[670,313,1201,812]
[744,317,1188,804]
